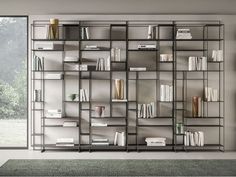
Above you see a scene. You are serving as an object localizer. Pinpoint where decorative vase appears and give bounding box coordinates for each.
[114,79,124,100]
[48,18,59,39]
[95,106,105,117]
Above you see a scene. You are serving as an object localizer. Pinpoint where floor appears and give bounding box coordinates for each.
[0,150,236,167]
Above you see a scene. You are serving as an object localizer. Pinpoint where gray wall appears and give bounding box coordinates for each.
[0,0,236,15]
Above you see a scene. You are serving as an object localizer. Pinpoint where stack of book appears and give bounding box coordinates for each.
[92,138,109,146]
[204,87,218,102]
[91,123,107,127]
[63,121,77,127]
[79,89,88,102]
[64,56,79,62]
[212,50,223,61]
[160,85,173,101]
[129,67,146,71]
[81,27,89,39]
[35,42,63,50]
[176,29,192,39]
[84,45,99,50]
[44,73,64,80]
[147,25,156,39]
[34,89,42,102]
[184,131,204,146]
[138,44,156,50]
[114,132,125,146]
[188,56,207,71]
[56,138,74,147]
[138,102,155,118]
[33,55,43,70]
[96,57,110,71]
[192,96,202,117]
[45,109,63,118]
[145,137,166,146]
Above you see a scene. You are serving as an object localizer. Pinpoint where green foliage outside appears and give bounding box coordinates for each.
[0,17,27,119]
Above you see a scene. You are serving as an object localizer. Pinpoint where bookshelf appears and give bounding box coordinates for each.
[31,20,224,152]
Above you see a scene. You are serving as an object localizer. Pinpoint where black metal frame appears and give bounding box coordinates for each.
[0,16,28,149]
[31,20,225,152]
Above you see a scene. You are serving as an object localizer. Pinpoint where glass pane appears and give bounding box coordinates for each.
[0,17,27,147]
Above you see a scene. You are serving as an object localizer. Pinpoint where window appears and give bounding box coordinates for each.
[0,16,28,148]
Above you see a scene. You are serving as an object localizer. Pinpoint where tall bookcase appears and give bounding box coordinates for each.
[31,20,224,152]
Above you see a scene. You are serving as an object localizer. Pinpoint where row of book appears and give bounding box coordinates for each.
[204,87,218,102]
[138,102,155,118]
[79,89,89,102]
[145,137,166,146]
[81,27,90,40]
[34,89,42,102]
[160,54,173,62]
[160,85,173,102]
[111,48,121,61]
[114,132,126,146]
[184,131,204,146]
[188,56,207,71]
[96,57,110,71]
[212,50,223,61]
[33,55,43,71]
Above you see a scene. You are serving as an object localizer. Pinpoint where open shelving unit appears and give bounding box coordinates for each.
[31,20,224,152]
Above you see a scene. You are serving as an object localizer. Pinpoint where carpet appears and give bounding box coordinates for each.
[0,159,236,176]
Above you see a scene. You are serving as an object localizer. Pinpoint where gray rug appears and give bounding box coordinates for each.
[0,159,236,176]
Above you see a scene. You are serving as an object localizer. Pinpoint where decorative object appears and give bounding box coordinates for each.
[95,106,105,117]
[114,79,124,100]
[69,94,76,101]
[192,96,202,117]
[47,18,59,39]
[176,123,184,134]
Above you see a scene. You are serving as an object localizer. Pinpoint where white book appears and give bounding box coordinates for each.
[160,85,165,101]
[117,132,125,146]
[147,142,166,146]
[185,132,190,146]
[63,121,77,127]
[57,138,74,143]
[56,144,74,147]
[196,57,201,70]
[111,48,115,61]
[194,132,199,146]
[147,25,153,39]
[130,67,147,71]
[93,138,108,142]
[114,132,118,145]
[151,102,155,118]
[199,131,204,146]
[44,73,63,80]
[190,132,196,146]
[92,142,109,146]
[212,89,218,101]
[169,86,173,102]
[64,56,79,62]
[35,42,54,50]
[91,123,107,127]
[105,56,110,71]
[138,104,141,118]
[217,50,223,61]
[188,57,195,71]
[85,27,89,39]
[165,85,170,102]
[143,104,146,118]
[138,44,156,49]
[145,137,166,143]
[201,57,207,70]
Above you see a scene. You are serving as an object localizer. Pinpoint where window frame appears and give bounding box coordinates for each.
[0,15,28,149]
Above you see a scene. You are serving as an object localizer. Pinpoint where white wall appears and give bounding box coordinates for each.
[30,15,236,151]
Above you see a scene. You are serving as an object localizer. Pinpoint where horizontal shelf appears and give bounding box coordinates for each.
[32,39,79,42]
[91,125,126,127]
[91,116,126,119]
[43,125,79,127]
[32,49,64,52]
[43,117,79,119]
[175,49,206,52]
[80,49,110,52]
[138,125,172,127]
[184,116,223,119]
[128,49,158,52]
[31,133,44,136]
[175,39,223,41]
[184,125,223,127]
[138,116,173,119]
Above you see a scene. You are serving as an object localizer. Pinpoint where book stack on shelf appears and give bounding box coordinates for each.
[91,123,107,127]
[160,85,173,102]
[184,131,204,147]
[114,132,125,146]
[130,67,146,71]
[63,121,77,127]
[92,138,109,146]
[138,102,155,118]
[64,56,79,62]
[84,45,99,50]
[35,42,63,50]
[145,137,166,146]
[56,138,75,147]
[176,29,192,39]
[204,87,218,102]
[138,44,156,50]
[188,56,207,71]
[45,109,63,118]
